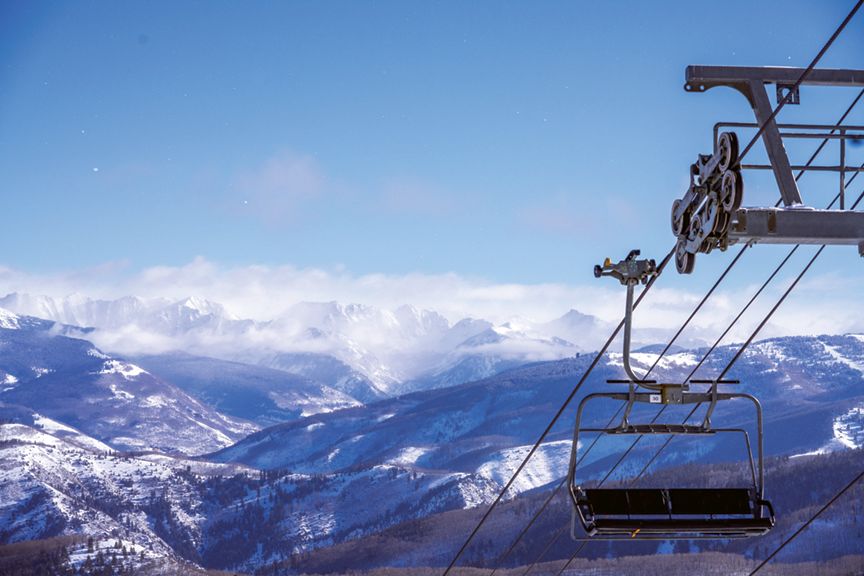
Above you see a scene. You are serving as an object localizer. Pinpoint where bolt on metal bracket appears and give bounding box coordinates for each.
[775,83,800,105]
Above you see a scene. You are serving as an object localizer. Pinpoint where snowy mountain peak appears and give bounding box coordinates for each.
[393,304,450,333]
[0,293,57,322]
[0,306,20,329]
[179,295,207,311]
[0,292,156,329]
[494,319,535,336]
[176,295,231,317]
[558,308,595,324]
[284,301,388,329]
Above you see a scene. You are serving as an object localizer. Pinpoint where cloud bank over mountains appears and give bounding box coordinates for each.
[0,292,594,394]
[0,257,861,353]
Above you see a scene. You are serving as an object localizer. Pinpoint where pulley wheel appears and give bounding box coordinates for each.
[718,132,739,173]
[721,170,742,212]
[705,193,722,236]
[671,199,686,236]
[690,213,703,240]
[675,241,695,274]
[714,209,729,238]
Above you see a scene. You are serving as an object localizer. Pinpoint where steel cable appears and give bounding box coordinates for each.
[734,0,864,165]
[627,163,864,487]
[487,241,745,573]
[520,524,567,576]
[444,3,863,572]
[486,405,625,576]
[552,72,864,576]
[746,469,864,576]
[440,249,674,576]
[631,143,864,483]
[554,179,864,576]
[537,99,864,576]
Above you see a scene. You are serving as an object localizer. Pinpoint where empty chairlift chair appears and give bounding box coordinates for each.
[568,251,775,540]
[567,391,775,539]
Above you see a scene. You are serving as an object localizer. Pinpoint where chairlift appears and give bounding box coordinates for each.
[567,251,775,540]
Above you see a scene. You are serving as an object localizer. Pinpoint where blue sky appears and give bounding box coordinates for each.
[1,1,863,325]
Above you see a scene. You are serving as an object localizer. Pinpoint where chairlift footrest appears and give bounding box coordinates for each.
[608,424,714,435]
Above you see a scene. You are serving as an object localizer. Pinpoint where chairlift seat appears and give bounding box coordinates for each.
[575,488,774,538]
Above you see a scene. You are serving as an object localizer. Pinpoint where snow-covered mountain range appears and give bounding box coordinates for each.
[0,311,256,455]
[3,329,863,572]
[1,299,863,574]
[0,292,603,400]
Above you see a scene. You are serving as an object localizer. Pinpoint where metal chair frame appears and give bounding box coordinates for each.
[566,382,775,540]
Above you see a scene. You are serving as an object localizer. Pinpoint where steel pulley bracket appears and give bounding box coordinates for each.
[670,131,742,273]
[672,65,864,274]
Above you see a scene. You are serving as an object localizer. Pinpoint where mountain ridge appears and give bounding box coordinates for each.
[0,292,604,399]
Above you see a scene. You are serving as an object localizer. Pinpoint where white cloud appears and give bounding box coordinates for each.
[86,324,179,356]
[231,150,331,223]
[0,258,861,354]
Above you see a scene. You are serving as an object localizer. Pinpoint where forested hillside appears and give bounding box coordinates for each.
[290,449,864,574]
